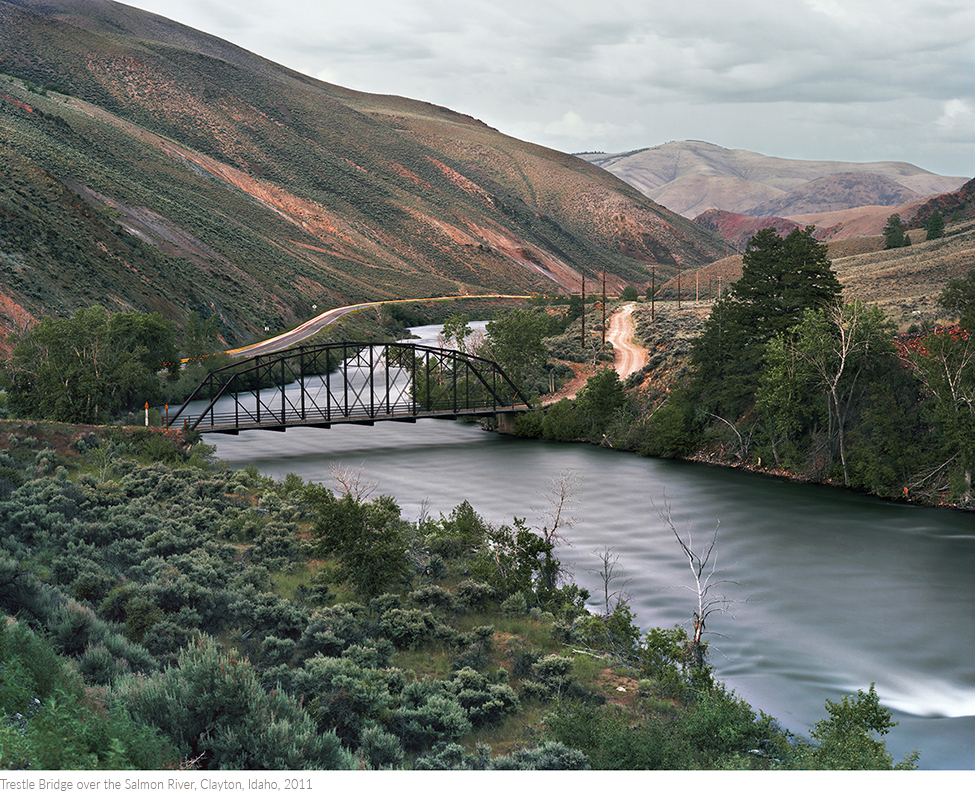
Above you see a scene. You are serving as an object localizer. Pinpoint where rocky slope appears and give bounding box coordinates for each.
[0,0,725,351]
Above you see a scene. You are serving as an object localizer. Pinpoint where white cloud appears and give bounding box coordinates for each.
[118,1,975,175]
[937,98,975,135]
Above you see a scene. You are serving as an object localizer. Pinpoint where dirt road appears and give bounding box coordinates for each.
[606,303,648,380]
[542,303,648,404]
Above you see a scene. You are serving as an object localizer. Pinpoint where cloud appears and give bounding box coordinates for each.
[122,1,975,175]
[937,98,975,139]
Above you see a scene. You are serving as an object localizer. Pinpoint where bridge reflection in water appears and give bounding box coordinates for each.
[168,341,531,435]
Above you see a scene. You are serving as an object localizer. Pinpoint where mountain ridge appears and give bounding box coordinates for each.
[581,141,968,221]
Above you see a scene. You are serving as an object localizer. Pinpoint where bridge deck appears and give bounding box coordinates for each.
[192,403,531,434]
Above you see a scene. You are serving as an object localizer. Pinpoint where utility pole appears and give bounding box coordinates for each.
[677,265,682,310]
[651,264,655,321]
[601,269,606,353]
[581,271,586,347]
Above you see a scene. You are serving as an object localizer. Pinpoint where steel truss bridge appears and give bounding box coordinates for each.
[168,341,531,435]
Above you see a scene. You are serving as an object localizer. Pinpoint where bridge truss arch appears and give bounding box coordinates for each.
[168,341,531,434]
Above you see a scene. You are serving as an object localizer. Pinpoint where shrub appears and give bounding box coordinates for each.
[289,655,399,749]
[491,740,590,770]
[357,725,405,770]
[389,681,472,752]
[544,701,686,769]
[378,608,456,649]
[448,667,521,727]
[115,637,355,770]
[454,580,497,610]
[0,620,174,770]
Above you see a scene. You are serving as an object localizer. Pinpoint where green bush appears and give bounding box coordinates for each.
[389,680,473,752]
[115,637,355,770]
[0,620,175,770]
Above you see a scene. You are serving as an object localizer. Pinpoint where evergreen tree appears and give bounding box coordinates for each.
[925,209,946,241]
[882,214,908,249]
[689,227,841,418]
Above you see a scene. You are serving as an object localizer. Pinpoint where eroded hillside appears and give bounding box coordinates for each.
[0,0,725,351]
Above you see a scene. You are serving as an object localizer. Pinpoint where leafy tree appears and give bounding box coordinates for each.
[483,308,552,387]
[4,306,178,423]
[183,310,221,359]
[468,516,555,601]
[540,398,582,441]
[924,209,945,241]
[306,486,413,598]
[900,325,975,504]
[620,286,640,302]
[882,214,909,249]
[575,369,628,437]
[439,313,475,354]
[765,301,896,482]
[797,684,918,769]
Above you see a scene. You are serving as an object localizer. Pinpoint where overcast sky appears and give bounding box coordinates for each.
[122,0,974,177]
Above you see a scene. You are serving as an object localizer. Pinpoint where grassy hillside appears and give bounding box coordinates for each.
[669,220,975,330]
[0,0,726,354]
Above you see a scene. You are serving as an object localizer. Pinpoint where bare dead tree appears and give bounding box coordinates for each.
[326,462,377,501]
[592,547,631,616]
[533,469,581,548]
[653,498,738,670]
[533,470,582,590]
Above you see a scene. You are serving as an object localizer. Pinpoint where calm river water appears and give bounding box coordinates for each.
[192,326,974,769]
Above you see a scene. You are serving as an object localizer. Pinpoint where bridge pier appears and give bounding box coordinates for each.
[496,411,518,435]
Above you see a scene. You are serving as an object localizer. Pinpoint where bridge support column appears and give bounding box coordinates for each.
[496,411,518,435]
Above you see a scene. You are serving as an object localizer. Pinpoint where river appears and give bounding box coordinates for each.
[192,325,974,769]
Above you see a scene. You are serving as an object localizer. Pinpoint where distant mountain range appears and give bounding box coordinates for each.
[580,141,969,241]
[0,0,726,348]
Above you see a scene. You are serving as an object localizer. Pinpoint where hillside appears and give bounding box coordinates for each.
[0,0,726,351]
[669,220,975,330]
[581,141,968,223]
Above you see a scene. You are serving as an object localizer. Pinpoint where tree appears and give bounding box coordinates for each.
[900,325,975,504]
[306,487,413,598]
[4,306,178,424]
[732,226,841,336]
[654,500,737,672]
[882,214,909,249]
[183,311,221,359]
[939,268,975,334]
[690,226,841,418]
[924,209,946,241]
[533,470,581,591]
[799,684,918,769]
[771,301,896,483]
[575,368,628,437]
[439,313,476,354]
[483,308,551,386]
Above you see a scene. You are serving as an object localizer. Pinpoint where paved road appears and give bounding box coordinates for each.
[224,295,531,359]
